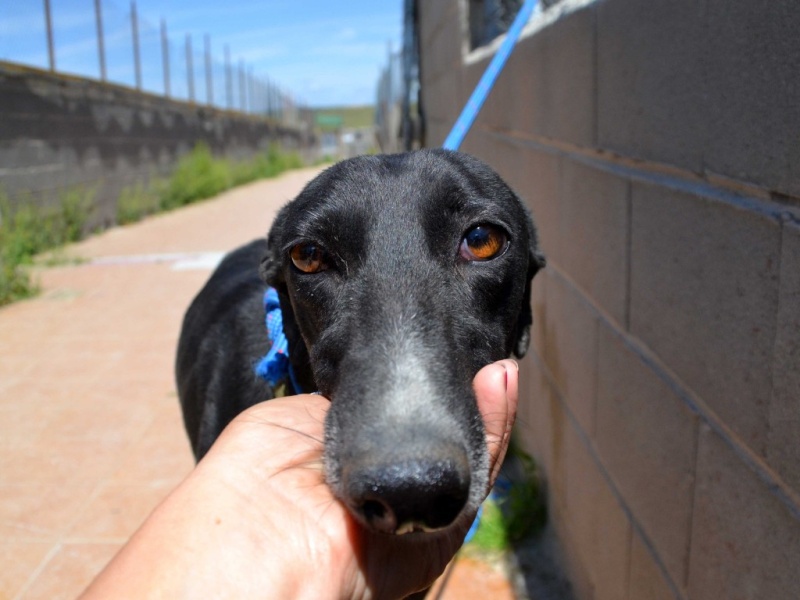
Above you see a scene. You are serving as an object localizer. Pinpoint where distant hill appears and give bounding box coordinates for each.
[312,105,375,129]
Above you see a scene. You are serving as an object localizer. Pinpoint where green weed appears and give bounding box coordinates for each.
[0,188,92,306]
[464,444,547,555]
[117,182,162,225]
[0,143,304,307]
[155,143,303,212]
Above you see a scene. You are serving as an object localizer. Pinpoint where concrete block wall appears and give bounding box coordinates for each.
[418,1,800,598]
[0,62,314,229]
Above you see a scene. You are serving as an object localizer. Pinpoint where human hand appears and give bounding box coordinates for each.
[81,359,519,600]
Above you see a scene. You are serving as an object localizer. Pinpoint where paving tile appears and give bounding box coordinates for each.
[21,542,121,600]
[0,483,96,542]
[110,406,194,487]
[0,540,53,600]
[66,482,174,542]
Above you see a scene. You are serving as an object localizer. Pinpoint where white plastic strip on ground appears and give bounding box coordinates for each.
[89,252,225,271]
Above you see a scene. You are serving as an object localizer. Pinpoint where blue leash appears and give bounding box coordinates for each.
[442,0,538,151]
[445,0,538,542]
[256,0,537,540]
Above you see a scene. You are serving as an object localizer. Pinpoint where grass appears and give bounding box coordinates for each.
[463,443,547,555]
[0,143,305,307]
[0,188,92,305]
[154,143,304,212]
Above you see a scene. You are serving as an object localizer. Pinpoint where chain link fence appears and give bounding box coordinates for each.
[0,0,306,125]
[375,0,421,153]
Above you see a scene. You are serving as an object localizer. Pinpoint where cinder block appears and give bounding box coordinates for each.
[497,30,544,138]
[702,0,800,198]
[421,67,463,124]
[459,128,503,173]
[517,351,537,442]
[558,158,629,326]
[423,9,465,81]
[520,351,565,494]
[597,0,705,171]
[516,352,549,473]
[468,52,515,134]
[687,424,800,600]
[418,0,459,50]
[596,322,698,586]
[517,145,561,263]
[562,418,604,583]
[543,273,598,436]
[472,4,595,147]
[530,265,548,361]
[630,181,781,457]
[767,221,800,493]
[591,479,631,600]
[551,502,596,600]
[459,57,486,112]
[536,3,596,147]
[628,533,680,600]
[423,117,451,148]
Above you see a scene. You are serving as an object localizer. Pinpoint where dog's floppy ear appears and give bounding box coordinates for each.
[513,206,546,359]
[259,205,316,393]
[259,205,289,287]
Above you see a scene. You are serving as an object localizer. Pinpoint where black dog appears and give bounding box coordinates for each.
[176,149,544,536]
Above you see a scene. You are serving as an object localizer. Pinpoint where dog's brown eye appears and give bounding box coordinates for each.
[290,243,329,273]
[460,225,508,261]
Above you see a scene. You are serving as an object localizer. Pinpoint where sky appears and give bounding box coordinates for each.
[0,0,403,107]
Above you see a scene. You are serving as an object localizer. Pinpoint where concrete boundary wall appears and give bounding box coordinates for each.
[417,1,800,598]
[0,62,315,229]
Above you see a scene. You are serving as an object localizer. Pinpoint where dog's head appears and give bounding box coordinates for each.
[261,149,544,535]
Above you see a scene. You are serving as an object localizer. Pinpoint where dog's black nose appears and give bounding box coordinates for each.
[343,454,471,534]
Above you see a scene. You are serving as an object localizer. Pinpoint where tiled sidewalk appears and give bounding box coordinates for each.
[0,168,514,600]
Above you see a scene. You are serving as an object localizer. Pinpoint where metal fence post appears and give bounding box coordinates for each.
[204,34,213,106]
[225,45,232,109]
[131,0,142,90]
[248,67,255,115]
[161,19,170,97]
[239,60,246,112]
[43,0,55,71]
[186,34,194,102]
[95,0,106,81]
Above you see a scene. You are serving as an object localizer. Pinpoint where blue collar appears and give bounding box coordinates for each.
[254,287,301,394]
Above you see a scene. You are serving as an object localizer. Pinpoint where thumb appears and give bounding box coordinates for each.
[473,359,519,488]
